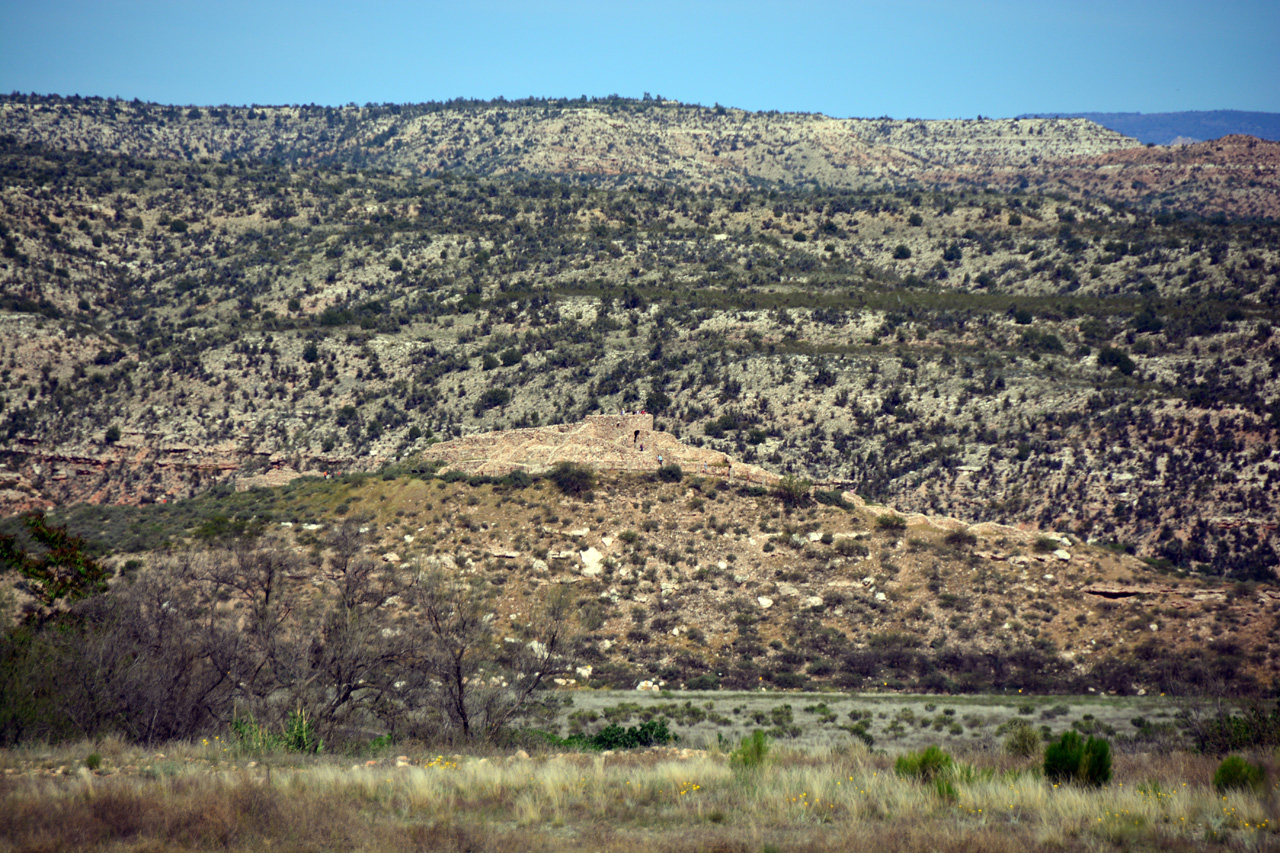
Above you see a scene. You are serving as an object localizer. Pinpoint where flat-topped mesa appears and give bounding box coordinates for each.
[419,414,779,485]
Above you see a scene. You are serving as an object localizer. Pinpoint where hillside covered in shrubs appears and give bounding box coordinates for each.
[1,97,1278,582]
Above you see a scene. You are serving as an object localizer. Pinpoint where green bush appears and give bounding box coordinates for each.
[231,709,324,754]
[842,723,874,747]
[578,719,674,750]
[730,730,770,770]
[813,489,851,509]
[1044,731,1082,782]
[657,463,683,483]
[1097,346,1136,376]
[473,387,511,414]
[1193,706,1280,754]
[548,462,596,498]
[528,719,675,752]
[84,752,102,771]
[772,475,811,508]
[1003,721,1041,757]
[499,470,533,489]
[895,745,953,782]
[1213,755,1266,794]
[1044,731,1111,786]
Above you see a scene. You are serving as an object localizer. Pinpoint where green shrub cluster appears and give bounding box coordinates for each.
[538,719,676,752]
[1193,707,1280,754]
[895,745,953,782]
[549,462,596,498]
[1213,755,1266,793]
[656,463,683,483]
[772,475,812,508]
[1043,731,1111,786]
[231,709,324,754]
[730,730,770,770]
[1002,720,1042,757]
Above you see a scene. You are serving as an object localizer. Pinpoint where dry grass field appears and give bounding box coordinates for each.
[2,736,1276,852]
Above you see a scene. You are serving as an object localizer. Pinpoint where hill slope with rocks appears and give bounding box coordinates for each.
[6,423,1277,702]
[1,95,1133,185]
[6,95,1276,217]
[1,96,1278,587]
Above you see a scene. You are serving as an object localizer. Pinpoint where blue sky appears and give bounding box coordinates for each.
[2,0,1276,118]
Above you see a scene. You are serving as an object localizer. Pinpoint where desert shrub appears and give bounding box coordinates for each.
[1003,720,1041,757]
[582,719,674,750]
[1033,536,1059,552]
[842,722,874,747]
[730,730,770,770]
[1044,731,1111,786]
[473,387,511,415]
[770,671,808,690]
[895,745,952,782]
[685,673,721,690]
[943,529,977,548]
[548,462,596,498]
[834,538,868,557]
[1044,731,1083,782]
[1097,345,1136,376]
[773,475,812,508]
[656,463,683,483]
[1192,706,1280,754]
[813,489,851,509]
[876,515,906,531]
[1213,755,1266,794]
[498,470,532,488]
[84,752,102,771]
[537,719,675,751]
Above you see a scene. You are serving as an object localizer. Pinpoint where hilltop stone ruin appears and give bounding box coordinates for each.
[420,414,779,485]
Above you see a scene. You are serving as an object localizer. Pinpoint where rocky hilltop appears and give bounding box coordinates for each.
[422,414,777,486]
[842,117,1138,165]
[7,95,1273,216]
[0,97,1134,186]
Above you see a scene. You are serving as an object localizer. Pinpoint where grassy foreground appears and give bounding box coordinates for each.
[2,739,1276,852]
